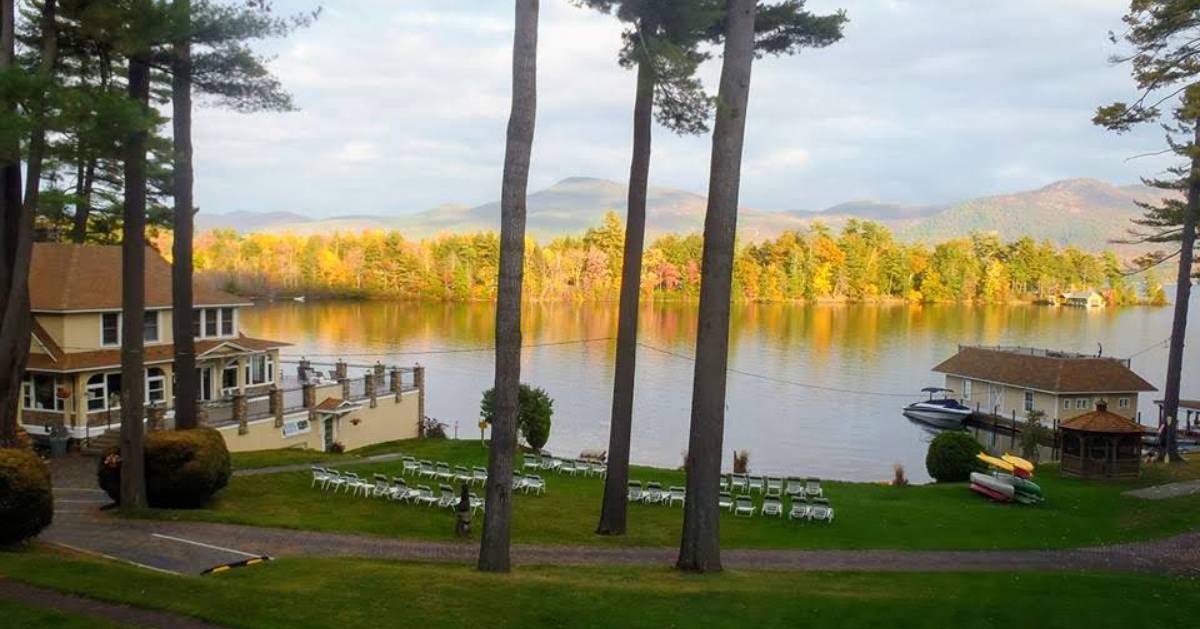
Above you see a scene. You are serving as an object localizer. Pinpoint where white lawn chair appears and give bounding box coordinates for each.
[391,478,420,503]
[785,476,805,497]
[371,473,394,499]
[667,486,686,507]
[590,461,607,478]
[804,477,824,500]
[643,482,666,505]
[809,497,834,523]
[472,466,488,487]
[523,454,542,472]
[730,474,748,493]
[344,472,371,496]
[627,480,643,503]
[559,460,578,476]
[747,475,765,494]
[311,466,332,489]
[414,485,437,507]
[402,457,419,476]
[453,466,472,485]
[541,457,562,473]
[437,484,456,509]
[323,469,347,492]
[718,491,734,512]
[469,492,485,514]
[512,472,528,493]
[761,495,783,518]
[765,476,783,497]
[418,460,435,479]
[435,463,453,483]
[788,497,810,521]
[719,475,730,492]
[523,474,546,495]
[733,495,754,517]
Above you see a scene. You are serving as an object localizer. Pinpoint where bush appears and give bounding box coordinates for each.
[480,384,554,450]
[97,428,231,508]
[925,431,985,483]
[0,448,53,545]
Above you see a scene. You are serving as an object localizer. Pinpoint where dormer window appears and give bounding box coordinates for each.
[195,307,237,339]
[101,312,120,346]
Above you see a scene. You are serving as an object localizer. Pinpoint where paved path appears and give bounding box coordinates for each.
[0,579,229,628]
[1125,479,1200,500]
[42,454,1200,577]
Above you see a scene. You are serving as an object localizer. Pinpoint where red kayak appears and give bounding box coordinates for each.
[970,482,1012,502]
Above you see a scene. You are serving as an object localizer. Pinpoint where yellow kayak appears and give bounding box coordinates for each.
[1001,454,1036,474]
[976,452,1015,472]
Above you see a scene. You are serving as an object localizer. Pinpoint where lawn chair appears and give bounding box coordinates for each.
[512,472,528,493]
[523,453,542,472]
[344,472,371,496]
[719,475,730,492]
[590,461,607,478]
[453,466,472,485]
[414,485,437,507]
[627,480,644,503]
[391,478,419,503]
[809,497,833,523]
[730,474,748,493]
[747,475,765,494]
[472,466,488,487]
[785,476,805,497]
[804,477,824,500]
[311,466,332,489]
[323,469,346,492]
[524,474,546,495]
[469,492,485,514]
[733,495,754,518]
[437,484,457,509]
[719,491,734,512]
[401,456,419,476]
[559,460,578,476]
[371,473,394,499]
[576,460,594,477]
[418,460,435,479]
[765,476,784,497]
[435,463,453,482]
[541,457,562,473]
[761,495,783,517]
[644,481,666,505]
[788,497,810,521]
[667,486,686,508]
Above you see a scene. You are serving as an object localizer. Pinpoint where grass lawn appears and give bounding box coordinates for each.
[1,547,1197,629]
[144,439,1200,551]
[0,598,126,629]
[231,447,361,470]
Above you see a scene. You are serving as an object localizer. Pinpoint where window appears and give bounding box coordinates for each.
[962,379,972,399]
[22,374,64,411]
[146,368,166,404]
[205,309,219,338]
[86,373,123,412]
[143,311,160,343]
[245,354,274,386]
[195,308,237,339]
[1024,391,1034,413]
[101,312,120,346]
[1063,398,1072,410]
[222,363,239,392]
[282,418,311,438]
[192,309,202,338]
[1119,397,1131,409]
[1076,398,1089,410]
[221,307,235,336]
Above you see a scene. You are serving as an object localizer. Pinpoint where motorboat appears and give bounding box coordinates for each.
[902,387,973,428]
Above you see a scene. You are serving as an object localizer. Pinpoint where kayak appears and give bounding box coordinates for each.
[976,452,1015,472]
[970,482,1012,502]
[994,473,1043,498]
[1001,454,1036,475]
[969,472,1015,499]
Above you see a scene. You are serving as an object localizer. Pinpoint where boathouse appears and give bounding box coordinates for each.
[932,346,1156,424]
[1059,401,1142,480]
[1059,290,1105,308]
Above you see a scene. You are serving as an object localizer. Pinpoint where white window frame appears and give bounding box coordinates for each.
[222,363,240,394]
[962,379,972,400]
[143,310,160,343]
[1063,398,1072,410]
[196,307,238,340]
[282,418,311,438]
[146,367,166,404]
[22,374,64,412]
[101,312,121,347]
[1076,398,1089,410]
[1118,397,1130,409]
[86,371,124,412]
[244,353,274,387]
[1024,390,1035,413]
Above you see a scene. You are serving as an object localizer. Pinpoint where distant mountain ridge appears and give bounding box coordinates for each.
[197,177,1171,252]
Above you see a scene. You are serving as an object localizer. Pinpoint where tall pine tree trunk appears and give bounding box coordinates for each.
[120,50,151,508]
[676,0,756,574]
[1161,121,1199,463]
[478,0,538,574]
[172,0,198,430]
[0,0,33,448]
[22,0,57,217]
[597,56,653,536]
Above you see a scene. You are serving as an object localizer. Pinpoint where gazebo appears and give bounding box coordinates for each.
[1060,401,1144,479]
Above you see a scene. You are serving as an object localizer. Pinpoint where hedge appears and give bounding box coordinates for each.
[0,447,53,545]
[98,428,231,508]
[925,431,986,482]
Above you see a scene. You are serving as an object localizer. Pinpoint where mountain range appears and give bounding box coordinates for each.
[196,177,1171,252]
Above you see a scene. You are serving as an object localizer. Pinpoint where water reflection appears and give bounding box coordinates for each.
[241,298,1198,483]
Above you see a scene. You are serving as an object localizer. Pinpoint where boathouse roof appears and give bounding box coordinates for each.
[933,345,1157,394]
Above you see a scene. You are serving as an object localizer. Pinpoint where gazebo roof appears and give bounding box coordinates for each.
[1060,405,1145,434]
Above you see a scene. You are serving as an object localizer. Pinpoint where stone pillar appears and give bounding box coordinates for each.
[302,383,316,409]
[389,368,401,395]
[233,393,248,435]
[341,377,352,401]
[297,358,311,381]
[147,404,165,432]
[414,365,426,437]
[334,359,348,381]
[270,386,284,428]
[373,362,386,389]
[366,373,377,409]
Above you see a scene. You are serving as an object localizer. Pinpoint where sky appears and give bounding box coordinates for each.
[190,0,1176,217]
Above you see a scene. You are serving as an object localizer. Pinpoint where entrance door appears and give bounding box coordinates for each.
[323,417,335,452]
[988,384,1003,414]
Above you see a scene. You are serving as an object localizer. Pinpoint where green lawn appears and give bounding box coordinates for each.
[145,439,1200,551]
[1,547,1196,629]
[0,598,126,629]
[231,447,360,470]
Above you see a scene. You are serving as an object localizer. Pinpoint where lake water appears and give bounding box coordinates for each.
[240,295,1200,483]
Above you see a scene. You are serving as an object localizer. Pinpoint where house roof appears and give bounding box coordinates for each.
[313,397,358,414]
[1060,408,1146,434]
[1155,399,1200,412]
[30,319,63,361]
[30,243,252,312]
[26,334,289,373]
[933,346,1157,394]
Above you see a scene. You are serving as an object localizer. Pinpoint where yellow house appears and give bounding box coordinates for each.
[933,345,1156,425]
[20,243,422,452]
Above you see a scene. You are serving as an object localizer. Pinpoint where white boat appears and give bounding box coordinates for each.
[293,296,307,303]
[902,387,973,428]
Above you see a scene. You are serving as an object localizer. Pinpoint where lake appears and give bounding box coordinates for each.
[240,295,1200,483]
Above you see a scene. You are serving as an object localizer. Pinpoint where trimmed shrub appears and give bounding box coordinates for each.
[480,384,554,451]
[0,448,53,545]
[98,428,231,508]
[925,431,985,483]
